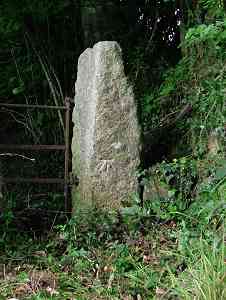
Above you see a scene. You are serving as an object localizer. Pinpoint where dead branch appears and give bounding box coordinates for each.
[0,153,35,162]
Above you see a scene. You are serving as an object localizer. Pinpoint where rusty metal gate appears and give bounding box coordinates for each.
[0,98,72,212]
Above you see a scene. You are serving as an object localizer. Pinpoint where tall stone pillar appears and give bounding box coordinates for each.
[71,41,140,210]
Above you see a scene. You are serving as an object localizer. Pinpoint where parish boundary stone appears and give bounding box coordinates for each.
[71,41,140,210]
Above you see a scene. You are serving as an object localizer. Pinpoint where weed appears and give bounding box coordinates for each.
[169,235,226,299]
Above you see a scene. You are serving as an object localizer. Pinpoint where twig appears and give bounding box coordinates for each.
[0,153,35,162]
[145,10,159,54]
[1,107,35,136]
[25,32,65,133]
[3,264,6,280]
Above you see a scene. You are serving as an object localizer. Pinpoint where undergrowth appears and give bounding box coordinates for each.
[141,6,226,158]
[0,190,226,299]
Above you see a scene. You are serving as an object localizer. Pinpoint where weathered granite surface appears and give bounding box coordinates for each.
[71,41,140,209]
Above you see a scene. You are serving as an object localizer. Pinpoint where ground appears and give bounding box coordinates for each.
[1,205,225,299]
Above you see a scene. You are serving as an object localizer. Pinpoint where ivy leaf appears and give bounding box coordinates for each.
[215,161,226,180]
[12,84,25,95]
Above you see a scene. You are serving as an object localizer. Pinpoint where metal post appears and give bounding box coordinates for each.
[64,98,70,212]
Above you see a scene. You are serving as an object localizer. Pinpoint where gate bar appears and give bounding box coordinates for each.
[0,103,67,110]
[0,144,66,151]
[3,177,65,184]
[0,99,72,213]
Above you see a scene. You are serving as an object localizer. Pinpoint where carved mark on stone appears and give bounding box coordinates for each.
[96,159,114,175]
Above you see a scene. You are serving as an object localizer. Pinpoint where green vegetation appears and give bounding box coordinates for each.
[0,205,225,299]
[169,236,226,299]
[1,0,226,299]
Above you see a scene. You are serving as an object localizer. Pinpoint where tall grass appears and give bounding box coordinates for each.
[169,235,226,300]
